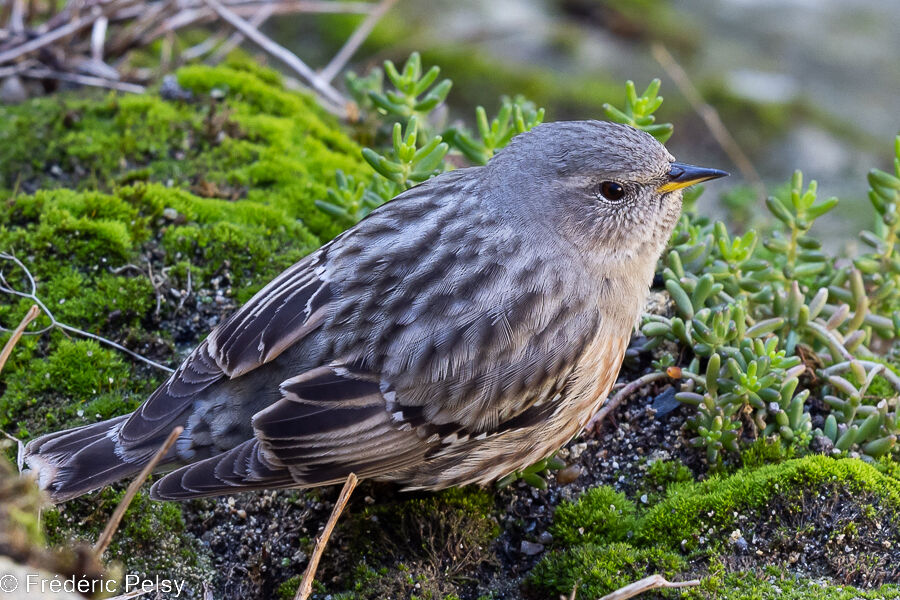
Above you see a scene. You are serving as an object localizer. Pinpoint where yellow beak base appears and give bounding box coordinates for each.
[658,162,729,193]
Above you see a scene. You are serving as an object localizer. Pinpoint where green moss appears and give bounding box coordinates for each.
[646,459,695,490]
[532,456,900,597]
[0,337,148,436]
[527,542,685,598]
[550,484,637,546]
[637,456,900,549]
[0,61,367,443]
[276,575,301,600]
[693,565,900,600]
[43,488,211,580]
[0,59,370,242]
[336,488,499,597]
[741,437,798,470]
[348,488,499,566]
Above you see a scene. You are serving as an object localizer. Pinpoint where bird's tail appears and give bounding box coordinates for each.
[23,414,163,503]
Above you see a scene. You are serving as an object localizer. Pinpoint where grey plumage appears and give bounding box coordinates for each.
[23,120,726,502]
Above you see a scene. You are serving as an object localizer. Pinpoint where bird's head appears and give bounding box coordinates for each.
[486,120,727,273]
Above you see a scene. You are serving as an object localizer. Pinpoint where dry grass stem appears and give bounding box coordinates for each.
[93,426,184,558]
[295,473,359,600]
[207,3,274,63]
[586,370,671,432]
[599,574,701,600]
[0,304,40,376]
[201,0,347,114]
[0,252,174,373]
[318,0,398,84]
[21,66,145,92]
[651,42,765,198]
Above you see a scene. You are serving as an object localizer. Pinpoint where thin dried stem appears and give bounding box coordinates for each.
[201,0,347,114]
[0,252,174,373]
[9,0,25,34]
[90,14,108,61]
[599,575,700,600]
[21,66,145,92]
[206,2,274,63]
[0,4,109,64]
[0,58,37,77]
[0,429,26,473]
[586,370,671,432]
[93,426,183,558]
[0,304,40,375]
[295,473,358,600]
[318,0,397,84]
[651,42,765,198]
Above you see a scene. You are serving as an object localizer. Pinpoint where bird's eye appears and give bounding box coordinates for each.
[599,181,625,202]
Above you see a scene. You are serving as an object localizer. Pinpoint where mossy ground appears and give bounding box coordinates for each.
[0,58,369,597]
[0,58,371,437]
[527,452,900,599]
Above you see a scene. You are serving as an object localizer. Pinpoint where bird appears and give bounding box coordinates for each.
[23,120,727,502]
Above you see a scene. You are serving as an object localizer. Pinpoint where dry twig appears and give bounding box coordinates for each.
[318,0,397,84]
[20,66,145,92]
[0,252,174,373]
[295,473,358,600]
[651,42,765,198]
[93,425,184,558]
[205,3,274,63]
[586,370,672,432]
[598,574,700,600]
[201,0,347,115]
[0,303,33,473]
[0,304,40,375]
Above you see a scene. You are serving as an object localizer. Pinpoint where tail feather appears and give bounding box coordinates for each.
[151,438,295,500]
[24,414,166,503]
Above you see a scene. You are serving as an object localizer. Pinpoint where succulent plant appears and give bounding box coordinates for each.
[640,136,900,466]
[334,58,900,470]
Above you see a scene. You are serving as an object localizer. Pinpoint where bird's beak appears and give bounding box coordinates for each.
[657,162,729,193]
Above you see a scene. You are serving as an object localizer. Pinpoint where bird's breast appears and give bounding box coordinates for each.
[566,327,631,431]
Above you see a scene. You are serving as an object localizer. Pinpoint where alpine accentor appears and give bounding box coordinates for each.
[24,120,727,501]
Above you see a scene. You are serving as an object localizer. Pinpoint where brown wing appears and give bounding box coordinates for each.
[150,360,430,499]
[118,247,333,455]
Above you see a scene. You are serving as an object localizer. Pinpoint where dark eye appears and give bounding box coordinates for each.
[599,181,625,202]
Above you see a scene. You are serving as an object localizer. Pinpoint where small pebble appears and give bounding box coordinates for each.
[520,540,544,555]
[538,531,553,544]
[0,76,28,103]
[640,494,649,504]
[159,75,195,101]
[569,442,587,459]
[556,465,581,485]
